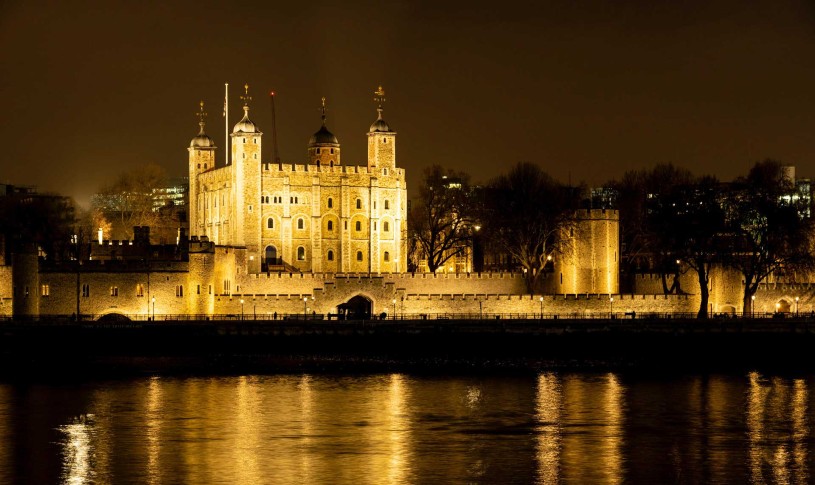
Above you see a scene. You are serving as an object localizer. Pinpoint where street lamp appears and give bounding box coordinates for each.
[539,296,544,319]
[152,296,155,320]
[610,296,614,319]
[751,295,756,318]
[775,302,780,314]
[240,298,244,320]
[392,299,397,320]
[304,297,308,319]
[796,296,800,316]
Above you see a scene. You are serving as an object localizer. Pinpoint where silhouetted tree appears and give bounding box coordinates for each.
[481,162,579,293]
[408,165,476,272]
[648,176,727,318]
[0,190,76,261]
[611,163,694,293]
[723,160,815,316]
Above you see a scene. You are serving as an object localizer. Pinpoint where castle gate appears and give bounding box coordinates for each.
[337,295,372,320]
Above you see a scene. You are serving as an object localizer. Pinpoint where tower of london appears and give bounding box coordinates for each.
[188,85,407,275]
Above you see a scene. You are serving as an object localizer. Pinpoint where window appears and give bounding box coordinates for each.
[82,284,90,297]
[356,199,362,209]
[297,247,305,260]
[316,148,321,154]
[243,138,246,143]
[110,287,119,297]
[384,251,390,262]
[204,163,207,169]
[383,168,388,175]
[344,221,348,230]
[373,201,376,209]
[242,153,246,159]
[254,153,257,159]
[327,198,333,208]
[253,138,257,144]
[330,148,334,154]
[355,221,361,231]
[327,220,333,231]
[197,285,201,295]
[176,285,184,297]
[41,284,49,297]
[356,251,363,261]
[297,218,304,230]
[209,285,212,295]
[197,163,200,169]
[373,222,377,230]
[248,205,253,212]
[327,250,334,261]
[267,218,274,229]
[136,284,144,297]
[384,221,390,232]
[385,200,390,210]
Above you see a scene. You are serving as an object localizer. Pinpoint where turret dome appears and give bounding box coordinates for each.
[369,117,390,133]
[190,101,216,148]
[309,124,339,146]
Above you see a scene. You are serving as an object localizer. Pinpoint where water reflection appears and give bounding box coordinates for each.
[0,372,805,484]
[747,372,810,484]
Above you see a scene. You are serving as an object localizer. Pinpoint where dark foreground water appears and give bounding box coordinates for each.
[0,372,812,484]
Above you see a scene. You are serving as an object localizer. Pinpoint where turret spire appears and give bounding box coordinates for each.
[240,83,252,114]
[196,100,207,135]
[374,85,386,120]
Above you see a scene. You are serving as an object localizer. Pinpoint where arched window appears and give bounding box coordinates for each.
[327,198,333,209]
[297,218,304,230]
[356,199,362,209]
[267,218,274,229]
[384,200,390,210]
[297,247,305,260]
[384,221,389,232]
[356,251,363,261]
[327,250,334,261]
[384,251,390,262]
[355,221,361,231]
[316,148,321,154]
[330,148,334,154]
[327,220,333,231]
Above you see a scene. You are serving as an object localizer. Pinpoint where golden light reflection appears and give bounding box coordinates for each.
[59,415,94,485]
[146,376,162,485]
[603,373,624,485]
[792,379,808,482]
[386,374,411,484]
[298,374,313,484]
[234,376,262,484]
[747,371,769,482]
[535,372,561,485]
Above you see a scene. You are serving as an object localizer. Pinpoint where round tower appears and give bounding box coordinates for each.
[308,97,341,167]
[188,101,216,238]
[366,86,396,170]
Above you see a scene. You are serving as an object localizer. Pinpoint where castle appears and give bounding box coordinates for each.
[0,85,810,320]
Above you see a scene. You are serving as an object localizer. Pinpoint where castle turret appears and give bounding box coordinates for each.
[188,101,216,238]
[230,84,263,273]
[308,97,341,167]
[366,86,396,170]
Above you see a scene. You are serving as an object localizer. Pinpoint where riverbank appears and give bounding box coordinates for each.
[1,318,813,376]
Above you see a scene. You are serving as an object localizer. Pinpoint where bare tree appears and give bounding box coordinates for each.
[93,163,175,241]
[481,162,579,293]
[723,160,815,316]
[408,165,476,272]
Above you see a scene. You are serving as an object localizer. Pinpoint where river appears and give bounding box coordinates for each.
[0,372,809,484]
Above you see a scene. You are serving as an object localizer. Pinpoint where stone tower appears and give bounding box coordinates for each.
[188,101,216,238]
[554,209,620,295]
[366,86,396,170]
[230,84,263,273]
[308,97,341,167]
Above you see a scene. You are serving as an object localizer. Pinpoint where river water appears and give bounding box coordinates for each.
[0,372,811,484]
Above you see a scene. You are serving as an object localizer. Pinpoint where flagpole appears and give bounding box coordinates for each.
[224,83,229,165]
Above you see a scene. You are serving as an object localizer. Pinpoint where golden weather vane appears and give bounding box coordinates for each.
[197,100,207,123]
[374,86,386,108]
[241,83,252,106]
[321,96,327,119]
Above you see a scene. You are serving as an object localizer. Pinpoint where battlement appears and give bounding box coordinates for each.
[263,163,404,177]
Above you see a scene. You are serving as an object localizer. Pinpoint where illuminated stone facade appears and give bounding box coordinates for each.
[189,87,407,275]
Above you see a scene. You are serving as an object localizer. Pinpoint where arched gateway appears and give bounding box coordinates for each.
[338,295,372,320]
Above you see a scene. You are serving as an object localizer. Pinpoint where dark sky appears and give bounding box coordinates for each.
[2,0,815,206]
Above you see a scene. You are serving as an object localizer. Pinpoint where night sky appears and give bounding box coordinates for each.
[2,0,815,206]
